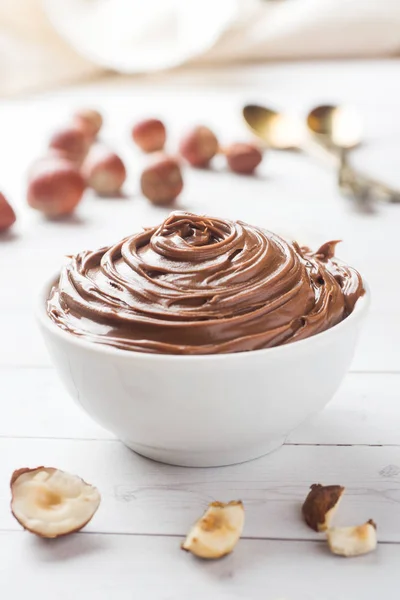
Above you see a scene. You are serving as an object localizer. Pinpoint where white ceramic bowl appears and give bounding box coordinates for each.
[38,276,369,467]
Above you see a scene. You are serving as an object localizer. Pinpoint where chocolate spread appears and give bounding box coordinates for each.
[47,212,365,354]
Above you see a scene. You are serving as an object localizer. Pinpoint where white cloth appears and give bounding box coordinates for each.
[1,0,400,96]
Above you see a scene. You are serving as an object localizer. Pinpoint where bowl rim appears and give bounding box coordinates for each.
[37,272,370,362]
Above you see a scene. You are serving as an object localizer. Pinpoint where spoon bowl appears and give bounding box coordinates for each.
[243,104,304,150]
[307,104,363,150]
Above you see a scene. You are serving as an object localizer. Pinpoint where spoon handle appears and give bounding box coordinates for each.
[305,137,400,204]
[338,150,400,204]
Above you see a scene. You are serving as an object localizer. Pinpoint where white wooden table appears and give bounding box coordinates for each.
[1,60,400,599]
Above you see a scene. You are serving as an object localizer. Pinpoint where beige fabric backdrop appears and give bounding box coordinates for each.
[1,0,400,97]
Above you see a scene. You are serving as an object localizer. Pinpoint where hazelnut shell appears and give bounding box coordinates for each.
[140,154,183,206]
[82,147,126,195]
[182,501,244,559]
[225,142,263,174]
[27,156,86,217]
[0,192,16,232]
[302,483,345,532]
[179,126,219,167]
[132,119,166,153]
[10,466,101,538]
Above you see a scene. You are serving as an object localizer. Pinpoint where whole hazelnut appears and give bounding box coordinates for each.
[132,119,166,153]
[27,157,86,217]
[179,125,219,167]
[82,146,126,196]
[0,192,16,232]
[224,142,263,174]
[49,126,90,165]
[73,108,103,139]
[140,154,183,206]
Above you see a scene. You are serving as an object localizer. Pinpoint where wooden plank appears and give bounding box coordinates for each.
[0,367,109,440]
[1,311,51,367]
[287,372,400,446]
[1,369,399,446]
[1,439,400,542]
[0,531,396,600]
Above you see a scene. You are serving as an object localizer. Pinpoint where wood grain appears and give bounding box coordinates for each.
[1,531,396,600]
[2,439,400,542]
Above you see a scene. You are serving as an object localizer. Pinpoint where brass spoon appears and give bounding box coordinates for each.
[307,104,400,204]
[307,104,363,152]
[243,104,305,151]
[307,104,369,208]
[243,103,400,205]
[243,103,346,169]
[244,103,362,153]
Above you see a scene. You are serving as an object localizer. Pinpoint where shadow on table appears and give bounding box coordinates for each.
[28,531,108,562]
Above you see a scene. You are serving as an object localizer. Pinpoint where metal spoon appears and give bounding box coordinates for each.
[243,103,400,204]
[306,104,363,152]
[243,104,304,151]
[307,104,400,204]
[243,103,350,171]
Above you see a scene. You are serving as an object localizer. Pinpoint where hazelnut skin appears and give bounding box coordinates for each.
[132,119,166,153]
[179,125,218,167]
[82,147,126,196]
[0,192,16,232]
[27,157,86,217]
[225,143,263,174]
[49,126,90,165]
[73,108,103,139]
[140,154,183,206]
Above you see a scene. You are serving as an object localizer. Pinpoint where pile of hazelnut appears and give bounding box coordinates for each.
[0,109,264,232]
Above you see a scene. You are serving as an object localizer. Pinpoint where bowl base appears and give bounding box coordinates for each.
[121,436,286,468]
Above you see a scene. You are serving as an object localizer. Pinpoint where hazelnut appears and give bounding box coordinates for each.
[224,142,263,174]
[302,483,345,532]
[327,520,377,557]
[132,118,166,153]
[140,154,183,205]
[27,156,86,217]
[179,125,219,167]
[73,108,103,139]
[48,126,90,165]
[82,146,126,196]
[0,192,16,232]
[182,501,244,559]
[10,467,101,538]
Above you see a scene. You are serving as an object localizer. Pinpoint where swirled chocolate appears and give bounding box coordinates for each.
[47,212,364,354]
